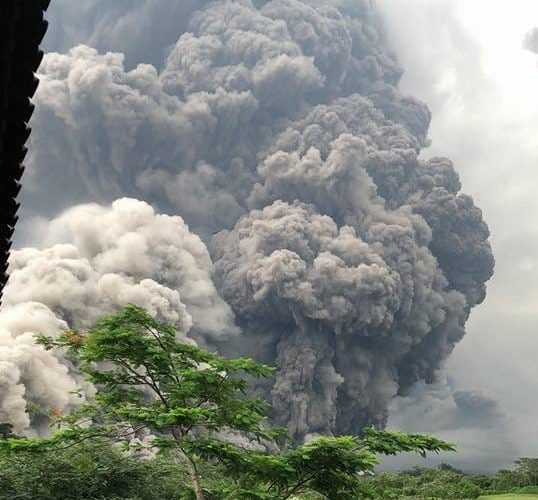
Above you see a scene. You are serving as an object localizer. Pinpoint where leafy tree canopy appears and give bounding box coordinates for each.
[0,305,455,500]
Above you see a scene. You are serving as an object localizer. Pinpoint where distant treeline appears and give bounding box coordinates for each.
[367,459,538,499]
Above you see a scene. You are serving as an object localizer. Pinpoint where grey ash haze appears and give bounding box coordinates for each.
[524,27,538,54]
[2,0,496,456]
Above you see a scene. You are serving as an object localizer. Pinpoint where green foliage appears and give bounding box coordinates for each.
[516,486,538,493]
[367,466,482,499]
[364,457,538,500]
[210,435,378,499]
[1,305,457,500]
[492,461,538,493]
[514,458,538,485]
[468,473,495,491]
[480,495,538,500]
[0,439,192,500]
[33,305,280,448]
[361,428,455,458]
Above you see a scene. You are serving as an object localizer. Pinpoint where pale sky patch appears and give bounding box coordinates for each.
[379,0,538,469]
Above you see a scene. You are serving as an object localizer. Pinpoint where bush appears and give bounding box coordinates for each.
[367,466,481,499]
[515,485,538,494]
[0,440,192,500]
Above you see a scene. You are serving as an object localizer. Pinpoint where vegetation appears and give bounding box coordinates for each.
[3,443,538,500]
[367,464,482,499]
[480,495,538,499]
[0,305,454,500]
[0,439,191,500]
[1,305,537,499]
[365,461,538,499]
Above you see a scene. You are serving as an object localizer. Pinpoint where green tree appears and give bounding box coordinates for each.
[367,465,486,499]
[1,305,455,500]
[493,467,529,492]
[515,457,538,485]
[196,428,455,499]
[35,305,278,500]
[0,439,192,500]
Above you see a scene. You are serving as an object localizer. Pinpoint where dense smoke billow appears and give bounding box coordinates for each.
[3,0,493,437]
[1,198,236,432]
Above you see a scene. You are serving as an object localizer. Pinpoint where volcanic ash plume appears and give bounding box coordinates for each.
[1,198,237,431]
[388,377,518,471]
[15,0,494,437]
[0,303,78,434]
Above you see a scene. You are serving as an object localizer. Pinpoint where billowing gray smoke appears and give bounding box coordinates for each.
[1,198,236,432]
[387,376,517,471]
[9,0,493,437]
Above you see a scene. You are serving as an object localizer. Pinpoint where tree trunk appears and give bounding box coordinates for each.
[185,455,205,500]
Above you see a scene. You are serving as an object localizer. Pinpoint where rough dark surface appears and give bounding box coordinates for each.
[0,0,50,304]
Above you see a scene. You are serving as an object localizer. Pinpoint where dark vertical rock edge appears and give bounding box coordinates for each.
[0,0,50,304]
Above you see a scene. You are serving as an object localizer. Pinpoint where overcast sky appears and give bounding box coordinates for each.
[379,0,538,469]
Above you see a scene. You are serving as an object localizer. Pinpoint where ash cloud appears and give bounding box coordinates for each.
[386,377,517,472]
[27,0,425,233]
[43,0,215,68]
[7,198,235,342]
[11,0,495,439]
[0,303,79,434]
[523,27,538,54]
[1,198,236,431]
